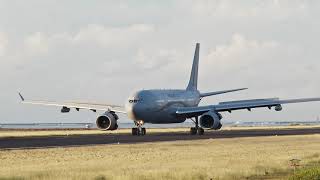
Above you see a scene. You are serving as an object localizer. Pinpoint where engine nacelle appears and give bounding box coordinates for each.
[61,106,70,113]
[275,104,282,111]
[96,112,119,130]
[200,111,222,130]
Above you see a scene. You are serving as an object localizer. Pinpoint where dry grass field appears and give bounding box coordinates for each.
[0,133,319,180]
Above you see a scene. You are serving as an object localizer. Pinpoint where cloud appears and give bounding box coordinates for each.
[0,32,8,57]
[199,33,319,100]
[134,48,180,70]
[23,24,155,55]
[73,24,155,48]
[191,0,310,20]
[24,32,49,55]
[6,23,161,104]
[204,34,279,71]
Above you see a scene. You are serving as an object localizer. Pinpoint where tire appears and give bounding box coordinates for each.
[190,127,197,135]
[132,128,138,135]
[197,128,204,135]
[142,128,146,135]
[136,127,145,136]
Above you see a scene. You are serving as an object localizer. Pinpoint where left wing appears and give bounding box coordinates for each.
[18,93,126,113]
[176,97,320,118]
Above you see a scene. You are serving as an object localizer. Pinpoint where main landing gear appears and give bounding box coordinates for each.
[132,120,146,136]
[190,117,204,135]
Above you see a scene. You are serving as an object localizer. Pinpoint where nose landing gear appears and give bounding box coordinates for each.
[190,117,204,135]
[132,120,146,136]
[132,127,146,136]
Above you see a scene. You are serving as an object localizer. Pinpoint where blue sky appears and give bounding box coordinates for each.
[1,0,320,123]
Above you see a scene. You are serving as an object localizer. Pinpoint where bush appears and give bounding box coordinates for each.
[289,167,320,180]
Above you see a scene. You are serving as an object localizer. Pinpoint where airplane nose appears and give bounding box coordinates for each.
[126,104,134,120]
[126,103,141,120]
[131,104,140,119]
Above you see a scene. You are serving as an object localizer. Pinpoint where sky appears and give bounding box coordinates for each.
[1,0,320,124]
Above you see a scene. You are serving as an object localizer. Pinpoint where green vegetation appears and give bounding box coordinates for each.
[289,167,320,180]
[0,134,319,179]
[288,158,320,180]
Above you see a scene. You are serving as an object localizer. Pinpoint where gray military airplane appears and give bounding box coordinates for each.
[19,43,320,136]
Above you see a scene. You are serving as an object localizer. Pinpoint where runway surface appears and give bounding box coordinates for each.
[1,127,320,150]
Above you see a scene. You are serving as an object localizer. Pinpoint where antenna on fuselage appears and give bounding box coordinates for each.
[186,43,200,91]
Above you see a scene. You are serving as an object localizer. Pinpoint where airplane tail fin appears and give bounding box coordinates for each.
[186,43,200,91]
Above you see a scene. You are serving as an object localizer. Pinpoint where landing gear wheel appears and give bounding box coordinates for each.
[132,127,146,136]
[141,128,146,135]
[190,116,203,135]
[197,127,204,135]
[132,128,138,135]
[190,127,197,135]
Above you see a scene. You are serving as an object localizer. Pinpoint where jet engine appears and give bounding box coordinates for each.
[96,112,119,130]
[200,111,222,130]
[275,104,282,111]
[61,106,70,113]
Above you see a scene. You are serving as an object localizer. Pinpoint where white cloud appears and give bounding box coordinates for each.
[204,34,279,71]
[22,24,155,56]
[134,48,180,70]
[0,32,8,57]
[199,33,319,100]
[24,32,49,55]
[191,0,309,20]
[73,24,155,48]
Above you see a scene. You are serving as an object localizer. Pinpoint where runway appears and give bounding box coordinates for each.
[1,127,320,150]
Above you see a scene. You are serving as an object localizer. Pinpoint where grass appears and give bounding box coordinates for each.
[289,167,320,180]
[288,158,320,180]
[0,134,319,179]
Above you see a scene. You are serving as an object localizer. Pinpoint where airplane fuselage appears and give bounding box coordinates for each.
[125,89,200,124]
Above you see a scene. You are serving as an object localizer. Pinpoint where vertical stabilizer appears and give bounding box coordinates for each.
[187,43,200,91]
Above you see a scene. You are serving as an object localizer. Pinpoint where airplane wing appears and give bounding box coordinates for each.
[18,93,126,113]
[175,97,320,118]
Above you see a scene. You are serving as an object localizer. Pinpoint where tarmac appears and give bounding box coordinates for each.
[1,127,320,150]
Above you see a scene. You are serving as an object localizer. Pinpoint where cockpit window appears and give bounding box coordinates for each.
[128,99,141,103]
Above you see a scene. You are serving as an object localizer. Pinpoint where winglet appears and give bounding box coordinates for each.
[18,92,25,101]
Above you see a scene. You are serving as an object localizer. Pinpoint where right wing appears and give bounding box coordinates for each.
[18,93,126,113]
[176,97,320,118]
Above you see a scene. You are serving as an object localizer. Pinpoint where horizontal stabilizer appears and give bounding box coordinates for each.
[200,88,248,98]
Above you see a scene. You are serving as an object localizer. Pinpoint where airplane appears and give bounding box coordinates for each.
[19,43,320,136]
